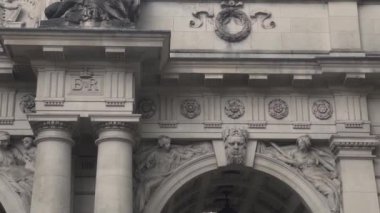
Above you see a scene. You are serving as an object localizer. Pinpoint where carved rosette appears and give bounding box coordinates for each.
[312,100,333,120]
[225,99,245,119]
[138,99,157,119]
[19,94,36,113]
[180,99,201,119]
[269,99,289,119]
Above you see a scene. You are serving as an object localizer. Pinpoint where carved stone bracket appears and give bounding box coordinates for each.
[330,135,380,158]
[189,0,276,42]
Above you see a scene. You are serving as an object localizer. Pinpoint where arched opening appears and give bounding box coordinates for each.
[144,154,330,213]
[162,166,311,213]
[0,203,6,213]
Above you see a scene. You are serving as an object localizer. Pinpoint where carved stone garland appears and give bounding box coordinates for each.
[268,99,288,119]
[138,98,156,119]
[189,0,276,42]
[225,98,245,119]
[312,100,333,120]
[19,94,36,113]
[180,99,201,119]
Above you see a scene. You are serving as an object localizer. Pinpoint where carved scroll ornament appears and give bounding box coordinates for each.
[189,0,276,42]
[258,135,341,213]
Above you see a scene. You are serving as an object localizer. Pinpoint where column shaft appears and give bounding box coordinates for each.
[94,125,135,213]
[30,124,74,213]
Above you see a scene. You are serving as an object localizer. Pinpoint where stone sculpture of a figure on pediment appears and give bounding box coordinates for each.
[0,0,22,24]
[222,127,248,165]
[0,0,39,27]
[134,136,212,212]
[0,132,36,211]
[258,135,341,213]
[44,0,140,27]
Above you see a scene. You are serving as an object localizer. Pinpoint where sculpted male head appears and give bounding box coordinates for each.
[158,135,171,151]
[296,135,311,151]
[0,131,10,149]
[222,127,248,165]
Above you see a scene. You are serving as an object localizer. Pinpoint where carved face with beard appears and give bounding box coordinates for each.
[222,128,248,165]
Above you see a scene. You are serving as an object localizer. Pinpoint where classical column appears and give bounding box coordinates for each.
[94,122,136,213]
[330,135,380,213]
[30,121,74,213]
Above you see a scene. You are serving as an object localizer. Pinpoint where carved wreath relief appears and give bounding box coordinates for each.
[180,99,201,119]
[225,98,245,119]
[190,0,276,42]
[312,100,333,120]
[138,98,156,119]
[19,94,36,113]
[269,99,289,119]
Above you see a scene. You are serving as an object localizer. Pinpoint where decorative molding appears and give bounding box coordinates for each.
[44,99,65,106]
[330,135,380,155]
[34,121,71,131]
[138,98,157,119]
[312,100,333,120]
[224,98,245,119]
[105,99,126,107]
[0,118,14,125]
[292,122,311,129]
[159,120,178,128]
[268,99,289,120]
[248,121,267,129]
[344,121,364,128]
[180,99,201,119]
[20,94,36,113]
[189,0,276,42]
[204,121,223,128]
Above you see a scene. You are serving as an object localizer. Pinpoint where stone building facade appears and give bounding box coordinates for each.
[0,0,380,213]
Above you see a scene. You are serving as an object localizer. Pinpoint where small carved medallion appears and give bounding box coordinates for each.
[138,99,156,119]
[181,99,201,119]
[225,99,245,119]
[312,100,333,120]
[19,94,36,113]
[269,99,288,119]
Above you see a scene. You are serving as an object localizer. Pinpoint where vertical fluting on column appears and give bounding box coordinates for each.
[94,122,136,213]
[30,121,74,213]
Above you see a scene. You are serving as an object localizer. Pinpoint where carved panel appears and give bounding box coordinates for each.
[312,100,333,120]
[268,99,289,120]
[69,71,103,96]
[225,98,245,119]
[180,99,201,119]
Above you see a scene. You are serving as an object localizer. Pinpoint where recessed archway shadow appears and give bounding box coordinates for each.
[162,166,311,213]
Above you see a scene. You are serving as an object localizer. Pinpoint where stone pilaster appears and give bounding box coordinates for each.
[93,121,137,213]
[30,121,75,213]
[330,135,380,213]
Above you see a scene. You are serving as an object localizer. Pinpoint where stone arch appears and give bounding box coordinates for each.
[143,153,331,213]
[0,177,28,213]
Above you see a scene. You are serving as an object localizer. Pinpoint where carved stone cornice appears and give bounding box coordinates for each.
[95,121,135,132]
[330,135,380,159]
[33,121,75,145]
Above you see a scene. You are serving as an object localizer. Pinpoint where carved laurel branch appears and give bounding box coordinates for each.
[250,11,276,30]
[189,11,215,28]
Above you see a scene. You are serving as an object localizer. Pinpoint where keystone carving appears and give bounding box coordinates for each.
[258,135,341,213]
[189,0,276,42]
[180,99,201,119]
[222,127,248,165]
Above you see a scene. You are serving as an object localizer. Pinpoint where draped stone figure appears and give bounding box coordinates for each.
[134,136,213,212]
[0,0,22,24]
[43,0,140,27]
[258,135,341,213]
[0,132,36,212]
